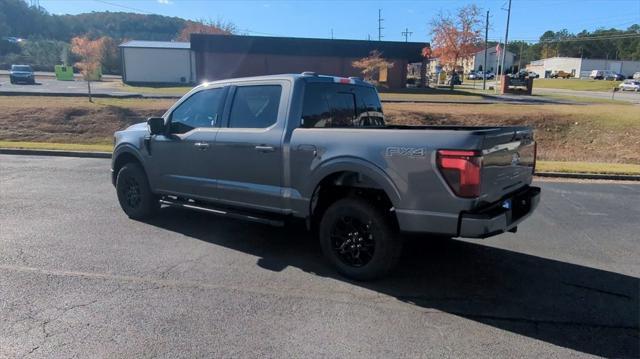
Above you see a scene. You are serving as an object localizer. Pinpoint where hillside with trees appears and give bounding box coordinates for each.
[0,0,233,73]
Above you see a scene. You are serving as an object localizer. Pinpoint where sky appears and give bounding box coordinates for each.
[39,0,640,43]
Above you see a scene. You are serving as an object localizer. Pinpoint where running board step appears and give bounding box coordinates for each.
[159,198,285,227]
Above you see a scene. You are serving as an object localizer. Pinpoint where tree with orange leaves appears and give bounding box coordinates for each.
[176,19,236,41]
[352,50,394,85]
[71,36,105,102]
[429,4,482,85]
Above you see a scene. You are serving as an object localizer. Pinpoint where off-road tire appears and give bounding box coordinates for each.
[116,163,159,220]
[319,197,402,281]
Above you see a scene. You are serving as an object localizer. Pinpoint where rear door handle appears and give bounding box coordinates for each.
[254,145,275,152]
[194,142,210,150]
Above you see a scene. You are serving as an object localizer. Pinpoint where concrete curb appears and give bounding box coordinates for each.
[0,148,112,159]
[2,148,639,181]
[534,171,640,181]
[0,91,181,99]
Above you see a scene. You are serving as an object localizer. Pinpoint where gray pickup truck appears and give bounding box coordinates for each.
[112,73,540,280]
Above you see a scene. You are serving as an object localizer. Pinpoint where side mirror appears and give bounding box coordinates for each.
[147,117,165,135]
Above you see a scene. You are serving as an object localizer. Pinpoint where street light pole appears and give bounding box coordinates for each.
[500,0,512,76]
[483,10,489,90]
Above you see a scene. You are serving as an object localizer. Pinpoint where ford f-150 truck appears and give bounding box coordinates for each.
[112,73,540,280]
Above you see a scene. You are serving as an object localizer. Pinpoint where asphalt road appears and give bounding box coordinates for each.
[533,86,640,104]
[0,76,140,97]
[1,155,638,358]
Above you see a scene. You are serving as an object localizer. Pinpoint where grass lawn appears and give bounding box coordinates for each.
[534,78,622,91]
[1,95,638,173]
[537,161,640,175]
[378,87,489,102]
[115,82,191,96]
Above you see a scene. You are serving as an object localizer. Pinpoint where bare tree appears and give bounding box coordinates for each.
[71,36,105,102]
[352,50,395,84]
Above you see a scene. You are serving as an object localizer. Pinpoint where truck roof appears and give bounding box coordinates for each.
[196,72,374,91]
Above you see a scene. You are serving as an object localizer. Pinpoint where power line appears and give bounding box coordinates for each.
[401,28,413,42]
[93,0,152,14]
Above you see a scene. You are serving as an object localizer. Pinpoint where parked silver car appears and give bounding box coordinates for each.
[619,80,640,92]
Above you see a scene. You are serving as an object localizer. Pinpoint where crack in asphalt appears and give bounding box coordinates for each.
[157,253,210,280]
[20,284,123,357]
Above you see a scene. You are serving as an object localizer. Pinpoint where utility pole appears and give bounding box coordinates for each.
[401,28,413,42]
[331,29,334,40]
[500,0,512,76]
[518,41,524,72]
[378,9,384,41]
[483,10,489,90]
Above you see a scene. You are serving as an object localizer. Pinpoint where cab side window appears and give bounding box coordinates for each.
[301,83,384,128]
[228,85,282,128]
[170,88,225,134]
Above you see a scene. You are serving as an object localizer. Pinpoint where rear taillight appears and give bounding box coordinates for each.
[436,150,483,198]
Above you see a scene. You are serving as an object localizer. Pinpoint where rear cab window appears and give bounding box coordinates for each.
[301,83,385,128]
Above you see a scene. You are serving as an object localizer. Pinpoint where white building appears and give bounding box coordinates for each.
[120,40,196,85]
[427,48,516,75]
[462,48,515,74]
[526,57,640,78]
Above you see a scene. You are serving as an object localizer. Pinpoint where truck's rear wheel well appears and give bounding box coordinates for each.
[310,171,397,231]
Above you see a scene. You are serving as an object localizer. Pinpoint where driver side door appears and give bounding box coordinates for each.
[146,86,228,201]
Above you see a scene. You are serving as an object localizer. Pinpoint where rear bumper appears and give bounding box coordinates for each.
[459,186,541,238]
[395,186,541,238]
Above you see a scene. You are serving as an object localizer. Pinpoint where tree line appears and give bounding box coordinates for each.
[0,0,233,73]
[1,0,638,75]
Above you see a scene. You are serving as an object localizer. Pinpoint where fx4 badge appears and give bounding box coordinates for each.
[385,147,426,158]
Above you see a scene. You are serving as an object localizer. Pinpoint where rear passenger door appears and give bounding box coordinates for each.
[212,83,287,212]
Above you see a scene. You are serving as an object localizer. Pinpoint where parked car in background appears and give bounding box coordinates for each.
[633,72,640,80]
[551,70,572,79]
[590,70,604,80]
[478,71,495,80]
[512,70,538,79]
[9,64,35,84]
[619,79,640,92]
[467,71,480,80]
[603,71,624,81]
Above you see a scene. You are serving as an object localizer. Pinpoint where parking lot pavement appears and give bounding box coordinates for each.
[1,155,638,358]
[0,76,133,96]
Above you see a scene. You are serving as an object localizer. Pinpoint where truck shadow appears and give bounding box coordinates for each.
[145,208,639,358]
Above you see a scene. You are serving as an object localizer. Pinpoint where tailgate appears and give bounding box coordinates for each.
[480,127,535,203]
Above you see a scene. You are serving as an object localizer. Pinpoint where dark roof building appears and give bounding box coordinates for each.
[190,34,427,89]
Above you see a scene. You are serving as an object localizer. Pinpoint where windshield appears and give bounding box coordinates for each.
[11,65,32,72]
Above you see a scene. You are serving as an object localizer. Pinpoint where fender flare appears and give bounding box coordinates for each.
[305,156,402,215]
[111,144,147,183]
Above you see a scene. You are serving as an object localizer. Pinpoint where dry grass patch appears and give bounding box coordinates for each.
[384,102,640,164]
[0,96,174,144]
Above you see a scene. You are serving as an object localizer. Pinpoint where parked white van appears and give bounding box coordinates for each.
[590,70,604,80]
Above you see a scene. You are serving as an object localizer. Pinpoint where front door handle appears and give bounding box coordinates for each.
[254,145,275,152]
[194,142,210,150]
